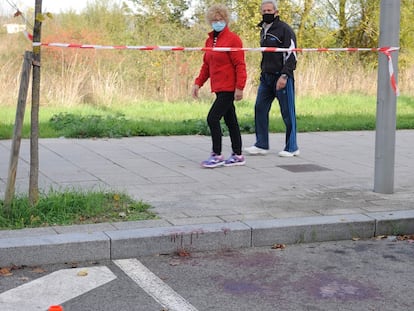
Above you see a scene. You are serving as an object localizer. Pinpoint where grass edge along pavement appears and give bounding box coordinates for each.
[0,189,156,230]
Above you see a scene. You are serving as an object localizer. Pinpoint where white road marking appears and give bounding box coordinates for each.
[114,258,199,311]
[0,266,116,310]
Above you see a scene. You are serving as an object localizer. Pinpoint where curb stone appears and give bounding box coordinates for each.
[1,211,414,266]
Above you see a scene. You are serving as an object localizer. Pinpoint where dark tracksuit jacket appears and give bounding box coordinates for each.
[258,16,297,77]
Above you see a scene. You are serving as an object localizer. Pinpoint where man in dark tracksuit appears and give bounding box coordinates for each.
[244,0,299,157]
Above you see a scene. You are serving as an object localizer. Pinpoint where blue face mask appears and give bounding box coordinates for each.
[212,21,226,32]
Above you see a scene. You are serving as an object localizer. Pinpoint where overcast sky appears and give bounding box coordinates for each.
[4,0,123,14]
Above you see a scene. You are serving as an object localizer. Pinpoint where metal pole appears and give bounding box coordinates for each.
[374,0,400,194]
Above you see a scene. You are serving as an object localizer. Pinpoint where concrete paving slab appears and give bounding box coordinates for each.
[0,227,58,239]
[52,223,118,234]
[111,219,172,230]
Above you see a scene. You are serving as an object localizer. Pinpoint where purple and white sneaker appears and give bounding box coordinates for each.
[224,153,246,167]
[201,153,225,168]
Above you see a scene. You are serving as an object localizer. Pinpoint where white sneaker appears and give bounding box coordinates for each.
[278,150,300,157]
[244,145,269,155]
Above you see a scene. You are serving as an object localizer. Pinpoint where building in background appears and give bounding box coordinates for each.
[3,23,26,34]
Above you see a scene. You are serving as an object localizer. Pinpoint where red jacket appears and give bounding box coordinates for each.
[195,27,247,93]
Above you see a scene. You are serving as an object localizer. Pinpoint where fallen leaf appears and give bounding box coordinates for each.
[10,265,25,271]
[397,234,414,241]
[0,268,13,276]
[352,237,360,241]
[32,267,46,274]
[271,244,286,250]
[177,249,190,257]
[77,270,88,277]
[169,259,181,266]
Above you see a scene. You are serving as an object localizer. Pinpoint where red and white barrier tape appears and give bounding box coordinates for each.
[24,32,400,95]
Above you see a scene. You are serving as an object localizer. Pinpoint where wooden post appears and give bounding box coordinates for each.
[29,0,43,206]
[3,51,33,211]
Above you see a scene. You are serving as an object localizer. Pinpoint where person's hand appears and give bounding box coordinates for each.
[234,88,243,101]
[191,85,200,99]
[276,75,288,90]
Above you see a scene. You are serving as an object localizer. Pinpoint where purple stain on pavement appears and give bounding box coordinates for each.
[176,249,281,269]
[222,280,265,295]
[213,272,286,297]
[294,272,380,300]
[229,252,281,269]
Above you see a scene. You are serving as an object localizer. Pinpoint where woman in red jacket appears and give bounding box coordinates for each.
[192,4,247,168]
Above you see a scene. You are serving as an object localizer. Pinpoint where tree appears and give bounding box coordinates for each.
[322,0,379,47]
[399,0,414,68]
[128,0,190,25]
[230,0,261,45]
[296,0,315,46]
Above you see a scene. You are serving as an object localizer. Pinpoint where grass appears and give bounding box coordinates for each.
[0,190,157,230]
[1,94,413,140]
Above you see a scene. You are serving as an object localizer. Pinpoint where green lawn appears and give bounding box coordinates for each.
[1,94,413,140]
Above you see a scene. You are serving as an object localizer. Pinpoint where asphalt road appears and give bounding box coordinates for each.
[1,238,413,311]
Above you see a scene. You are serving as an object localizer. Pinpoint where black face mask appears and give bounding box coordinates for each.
[262,13,275,24]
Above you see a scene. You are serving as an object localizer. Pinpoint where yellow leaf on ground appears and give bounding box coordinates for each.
[0,268,13,276]
[32,267,46,274]
[77,270,88,277]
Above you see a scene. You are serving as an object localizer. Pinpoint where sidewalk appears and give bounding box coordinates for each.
[1,131,414,266]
